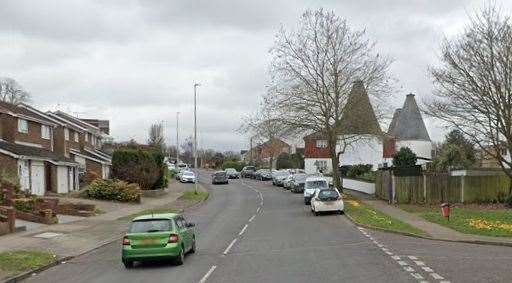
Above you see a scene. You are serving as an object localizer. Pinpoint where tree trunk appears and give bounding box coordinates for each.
[328,135,342,192]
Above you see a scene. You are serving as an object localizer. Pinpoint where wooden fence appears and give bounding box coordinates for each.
[375,170,510,204]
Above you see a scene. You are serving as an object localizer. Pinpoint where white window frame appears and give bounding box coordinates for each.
[85,133,89,142]
[41,125,51,139]
[64,128,69,141]
[18,119,28,133]
[316,140,328,148]
[74,132,79,142]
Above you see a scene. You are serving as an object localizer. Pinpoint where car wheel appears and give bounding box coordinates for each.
[190,238,196,254]
[175,245,185,265]
[338,210,344,215]
[123,260,134,269]
[314,211,319,216]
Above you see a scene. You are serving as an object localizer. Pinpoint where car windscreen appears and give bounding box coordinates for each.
[226,169,236,173]
[183,172,194,176]
[306,180,328,189]
[244,166,256,171]
[129,219,172,233]
[318,190,339,200]
[214,172,226,176]
[178,164,187,168]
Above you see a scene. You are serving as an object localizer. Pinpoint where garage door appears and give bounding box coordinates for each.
[30,161,46,196]
[57,166,68,194]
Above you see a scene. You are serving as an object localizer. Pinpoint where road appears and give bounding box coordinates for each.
[24,173,512,283]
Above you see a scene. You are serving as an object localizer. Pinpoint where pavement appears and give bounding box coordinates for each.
[0,180,196,259]
[346,189,512,246]
[19,174,512,283]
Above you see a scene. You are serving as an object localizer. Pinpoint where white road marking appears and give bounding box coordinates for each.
[248,215,256,222]
[256,207,261,213]
[414,261,425,266]
[239,224,248,236]
[223,238,238,255]
[398,261,409,266]
[198,265,217,283]
[384,251,393,255]
[411,273,424,280]
[440,281,451,283]
[431,273,445,280]
[422,267,433,272]
[408,256,418,260]
[404,266,415,272]
[392,255,401,260]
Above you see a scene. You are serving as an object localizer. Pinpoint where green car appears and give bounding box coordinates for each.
[121,213,196,268]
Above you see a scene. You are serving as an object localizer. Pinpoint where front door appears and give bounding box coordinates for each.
[68,167,75,191]
[30,161,46,196]
[18,160,30,192]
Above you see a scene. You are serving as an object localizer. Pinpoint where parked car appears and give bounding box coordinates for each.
[272,170,290,186]
[212,171,229,184]
[303,177,329,205]
[283,175,295,190]
[175,170,184,180]
[310,188,344,215]
[225,168,240,179]
[177,163,189,172]
[241,166,256,178]
[122,213,196,268]
[255,169,272,181]
[290,173,307,193]
[180,171,197,183]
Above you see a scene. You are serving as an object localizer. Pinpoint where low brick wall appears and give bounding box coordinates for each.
[57,202,96,217]
[15,209,58,225]
[0,206,15,235]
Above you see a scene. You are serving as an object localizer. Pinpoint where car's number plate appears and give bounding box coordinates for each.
[323,201,335,205]
[140,239,159,245]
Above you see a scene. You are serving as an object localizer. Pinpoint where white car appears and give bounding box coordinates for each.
[310,188,344,215]
[180,171,197,183]
[303,177,329,205]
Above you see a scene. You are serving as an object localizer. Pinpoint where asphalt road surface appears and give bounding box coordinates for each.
[24,173,512,283]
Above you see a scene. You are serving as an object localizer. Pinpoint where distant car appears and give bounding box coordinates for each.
[290,173,307,193]
[303,177,329,205]
[212,171,229,184]
[122,213,196,268]
[283,175,294,190]
[311,188,344,215]
[175,170,184,180]
[180,171,196,183]
[240,166,256,178]
[272,170,290,186]
[225,168,240,179]
[255,169,271,181]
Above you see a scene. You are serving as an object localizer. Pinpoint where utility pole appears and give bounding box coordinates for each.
[194,83,200,194]
[249,136,253,165]
[176,112,180,164]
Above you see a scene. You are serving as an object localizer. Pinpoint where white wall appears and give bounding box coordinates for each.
[304,158,332,174]
[57,166,69,194]
[342,178,375,194]
[396,140,432,164]
[338,136,383,169]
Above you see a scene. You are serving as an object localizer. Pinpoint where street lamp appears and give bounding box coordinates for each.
[194,83,200,194]
[176,112,180,165]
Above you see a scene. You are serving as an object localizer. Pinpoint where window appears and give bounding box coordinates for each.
[41,125,51,139]
[316,140,328,148]
[74,132,79,142]
[129,219,171,233]
[64,128,69,141]
[314,160,328,171]
[18,119,28,133]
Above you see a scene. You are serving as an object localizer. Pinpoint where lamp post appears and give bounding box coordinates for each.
[194,83,200,194]
[176,112,180,165]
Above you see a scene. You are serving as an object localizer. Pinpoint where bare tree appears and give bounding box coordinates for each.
[266,9,392,189]
[426,6,512,194]
[0,78,30,104]
[148,123,165,152]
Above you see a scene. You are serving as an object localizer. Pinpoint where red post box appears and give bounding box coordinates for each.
[441,203,450,221]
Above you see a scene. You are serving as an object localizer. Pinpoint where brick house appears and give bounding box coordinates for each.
[249,138,291,168]
[0,101,79,195]
[47,111,112,183]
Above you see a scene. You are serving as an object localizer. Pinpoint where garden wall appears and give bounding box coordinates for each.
[342,178,375,194]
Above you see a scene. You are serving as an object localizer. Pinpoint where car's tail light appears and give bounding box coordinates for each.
[168,234,179,243]
[122,236,130,245]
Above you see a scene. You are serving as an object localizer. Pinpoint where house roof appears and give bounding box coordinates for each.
[71,148,111,164]
[0,101,58,126]
[52,111,102,134]
[390,94,430,141]
[46,112,85,133]
[0,141,77,165]
[338,81,382,135]
[387,108,401,134]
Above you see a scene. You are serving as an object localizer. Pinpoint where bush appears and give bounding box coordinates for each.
[392,147,417,168]
[358,171,376,182]
[346,164,373,178]
[112,149,161,189]
[505,194,512,208]
[151,151,168,189]
[80,179,141,203]
[13,198,35,212]
[276,152,304,169]
[222,161,247,172]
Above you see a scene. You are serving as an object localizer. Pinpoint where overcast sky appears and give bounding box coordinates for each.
[1,0,511,151]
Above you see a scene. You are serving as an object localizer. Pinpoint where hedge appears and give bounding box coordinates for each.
[112,149,167,190]
[80,179,141,203]
[222,161,247,172]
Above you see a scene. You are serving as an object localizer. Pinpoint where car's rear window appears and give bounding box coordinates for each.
[129,219,172,233]
[318,190,339,199]
[306,180,328,189]
[226,169,236,173]
[244,166,255,171]
[295,174,307,181]
[183,172,194,176]
[215,172,226,176]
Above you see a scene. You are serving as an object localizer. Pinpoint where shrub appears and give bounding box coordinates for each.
[13,198,35,212]
[358,171,376,182]
[112,149,161,189]
[392,147,417,168]
[222,161,247,172]
[80,179,141,203]
[347,164,373,178]
[505,194,512,208]
[151,151,168,189]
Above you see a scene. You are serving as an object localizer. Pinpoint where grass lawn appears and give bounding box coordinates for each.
[400,204,512,238]
[0,250,56,278]
[344,195,427,236]
[179,191,209,202]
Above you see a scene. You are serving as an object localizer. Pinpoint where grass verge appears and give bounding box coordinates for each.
[0,250,56,279]
[179,191,209,202]
[400,204,512,238]
[344,195,427,237]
